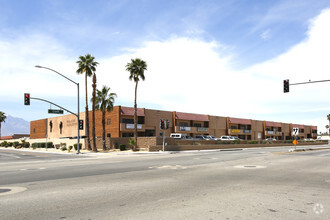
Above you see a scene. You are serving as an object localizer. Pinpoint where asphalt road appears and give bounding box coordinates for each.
[0,145,329,219]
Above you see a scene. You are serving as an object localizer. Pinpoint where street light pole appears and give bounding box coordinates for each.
[35,65,81,154]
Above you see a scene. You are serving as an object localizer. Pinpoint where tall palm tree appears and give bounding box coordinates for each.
[0,111,7,139]
[125,58,147,151]
[92,73,97,152]
[327,114,330,135]
[76,54,98,151]
[94,86,116,151]
[326,125,329,135]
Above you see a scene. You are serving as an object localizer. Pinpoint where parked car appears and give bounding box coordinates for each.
[194,135,209,140]
[304,138,315,142]
[170,133,188,139]
[229,136,239,141]
[219,136,231,141]
[203,135,217,140]
[265,138,277,141]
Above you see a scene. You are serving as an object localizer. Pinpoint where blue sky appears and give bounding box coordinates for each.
[1,0,330,133]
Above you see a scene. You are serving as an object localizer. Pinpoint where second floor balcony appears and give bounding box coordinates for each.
[174,126,208,133]
[120,123,145,132]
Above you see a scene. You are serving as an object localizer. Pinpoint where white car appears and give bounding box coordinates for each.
[229,136,239,141]
[265,138,277,141]
[219,136,231,141]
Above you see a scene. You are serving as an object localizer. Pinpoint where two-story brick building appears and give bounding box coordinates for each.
[30,105,317,140]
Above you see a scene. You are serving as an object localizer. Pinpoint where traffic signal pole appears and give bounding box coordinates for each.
[35,65,81,154]
[284,78,330,93]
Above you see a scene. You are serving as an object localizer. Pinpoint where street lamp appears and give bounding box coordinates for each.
[35,65,81,154]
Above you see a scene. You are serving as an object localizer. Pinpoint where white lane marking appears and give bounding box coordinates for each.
[0,153,21,158]
[0,186,27,196]
[149,165,187,170]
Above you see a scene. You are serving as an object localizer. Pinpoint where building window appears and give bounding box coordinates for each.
[122,118,134,124]
[107,133,111,137]
[193,123,201,127]
[107,118,111,125]
[179,122,188,127]
[49,120,53,133]
[33,128,36,133]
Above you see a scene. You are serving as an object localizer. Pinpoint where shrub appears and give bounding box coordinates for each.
[1,141,8,147]
[114,142,119,149]
[68,146,73,151]
[31,143,37,149]
[119,144,126,151]
[217,141,230,145]
[247,140,258,144]
[61,146,67,151]
[261,141,269,144]
[74,143,82,150]
[13,141,20,147]
[8,142,13,147]
[232,140,241,144]
[22,142,30,148]
[193,142,201,145]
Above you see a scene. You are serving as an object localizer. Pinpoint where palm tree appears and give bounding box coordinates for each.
[94,86,116,151]
[0,111,6,139]
[327,114,330,135]
[76,54,99,151]
[326,125,329,135]
[125,58,147,151]
[91,73,97,152]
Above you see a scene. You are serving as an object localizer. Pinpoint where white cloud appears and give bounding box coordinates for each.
[1,8,330,133]
[260,29,271,40]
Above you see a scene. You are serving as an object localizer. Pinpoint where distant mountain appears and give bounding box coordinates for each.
[1,115,30,136]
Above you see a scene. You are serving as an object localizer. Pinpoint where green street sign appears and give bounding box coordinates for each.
[48,109,64,114]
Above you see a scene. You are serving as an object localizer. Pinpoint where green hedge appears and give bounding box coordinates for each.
[31,142,54,149]
[22,142,30,148]
[247,140,258,144]
[74,143,82,150]
[119,144,126,151]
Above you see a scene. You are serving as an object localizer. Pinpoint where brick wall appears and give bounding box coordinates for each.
[30,119,47,139]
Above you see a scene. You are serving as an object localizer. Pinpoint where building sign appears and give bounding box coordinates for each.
[267,131,274,134]
[126,124,142,129]
[66,119,77,127]
[197,127,208,132]
[179,126,191,131]
[232,129,241,133]
[243,130,251,134]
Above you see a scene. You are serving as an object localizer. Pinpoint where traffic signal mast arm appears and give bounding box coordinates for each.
[30,97,78,117]
[289,79,330,86]
[284,78,330,93]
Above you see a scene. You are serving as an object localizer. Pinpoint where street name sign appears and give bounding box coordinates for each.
[48,109,64,114]
[292,127,299,136]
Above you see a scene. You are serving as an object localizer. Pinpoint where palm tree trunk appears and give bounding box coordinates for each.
[102,110,106,151]
[92,73,97,152]
[85,73,91,150]
[134,81,138,151]
[0,123,2,139]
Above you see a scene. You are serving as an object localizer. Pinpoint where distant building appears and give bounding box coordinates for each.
[30,106,317,140]
[0,134,30,140]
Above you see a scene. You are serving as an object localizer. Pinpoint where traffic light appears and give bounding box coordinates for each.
[24,93,30,105]
[79,120,84,130]
[283,79,289,93]
[160,119,164,129]
[166,120,169,129]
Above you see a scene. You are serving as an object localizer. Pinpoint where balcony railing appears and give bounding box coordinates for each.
[265,131,282,135]
[175,126,208,133]
[120,123,145,131]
